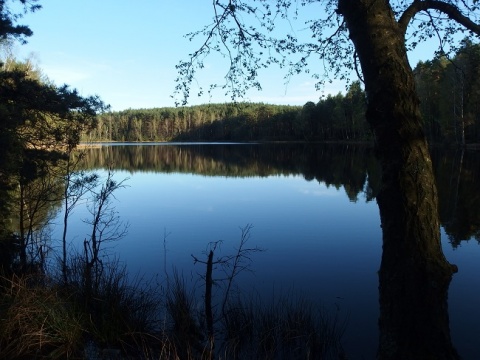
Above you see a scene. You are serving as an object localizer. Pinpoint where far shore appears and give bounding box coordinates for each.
[78,141,480,151]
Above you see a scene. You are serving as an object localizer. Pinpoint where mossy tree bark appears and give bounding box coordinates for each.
[338,1,459,358]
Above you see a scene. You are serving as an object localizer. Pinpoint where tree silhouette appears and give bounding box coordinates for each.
[176,1,480,358]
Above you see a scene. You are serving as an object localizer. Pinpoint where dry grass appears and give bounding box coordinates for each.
[0,265,346,359]
[0,260,163,359]
[0,274,84,359]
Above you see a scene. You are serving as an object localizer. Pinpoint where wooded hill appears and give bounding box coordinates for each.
[84,41,480,145]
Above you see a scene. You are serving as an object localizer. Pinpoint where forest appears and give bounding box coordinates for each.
[2,0,480,358]
[83,41,480,146]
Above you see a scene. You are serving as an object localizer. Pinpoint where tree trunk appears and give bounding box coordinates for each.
[338,1,459,358]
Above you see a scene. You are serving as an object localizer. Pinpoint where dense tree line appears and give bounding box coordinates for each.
[415,40,480,146]
[85,103,300,142]
[87,41,480,146]
[85,83,369,143]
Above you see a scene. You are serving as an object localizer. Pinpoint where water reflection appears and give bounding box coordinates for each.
[378,240,460,359]
[2,138,480,358]
[73,143,480,358]
[432,148,480,247]
[80,143,480,245]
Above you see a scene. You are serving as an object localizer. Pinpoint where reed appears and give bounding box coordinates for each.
[1,240,346,360]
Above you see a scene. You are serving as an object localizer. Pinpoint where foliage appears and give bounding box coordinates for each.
[0,0,41,44]
[173,0,479,106]
[0,58,107,270]
[0,8,108,270]
[91,38,480,145]
[414,40,480,145]
[0,58,106,152]
[87,96,370,143]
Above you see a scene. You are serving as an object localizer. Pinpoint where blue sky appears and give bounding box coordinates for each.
[13,1,437,111]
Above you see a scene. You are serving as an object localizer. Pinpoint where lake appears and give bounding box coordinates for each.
[52,143,480,359]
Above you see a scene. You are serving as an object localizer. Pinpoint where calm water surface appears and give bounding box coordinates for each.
[54,143,480,359]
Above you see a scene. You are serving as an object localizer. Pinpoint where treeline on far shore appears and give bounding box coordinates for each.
[83,41,480,146]
[83,84,369,143]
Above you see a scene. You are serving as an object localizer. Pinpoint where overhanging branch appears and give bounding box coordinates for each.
[398,0,480,37]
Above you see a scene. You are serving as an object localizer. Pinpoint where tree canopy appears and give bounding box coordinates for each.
[175,0,480,106]
[0,0,41,44]
[91,38,480,145]
[0,0,107,270]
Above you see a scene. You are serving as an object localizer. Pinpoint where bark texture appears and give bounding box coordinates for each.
[338,1,459,358]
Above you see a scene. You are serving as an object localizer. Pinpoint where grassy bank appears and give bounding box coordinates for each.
[0,261,346,359]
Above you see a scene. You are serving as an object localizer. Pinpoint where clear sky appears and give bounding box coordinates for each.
[13,0,437,111]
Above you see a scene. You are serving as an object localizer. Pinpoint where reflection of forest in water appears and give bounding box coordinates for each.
[81,143,480,247]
